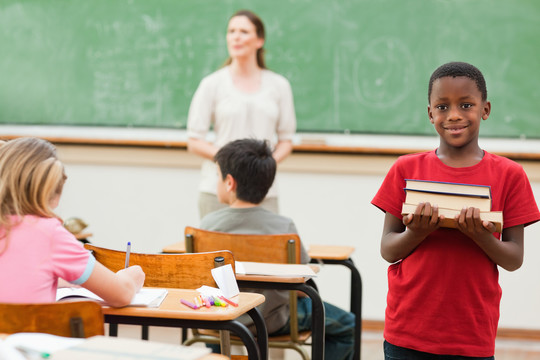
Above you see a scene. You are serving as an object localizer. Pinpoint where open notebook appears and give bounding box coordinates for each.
[56,287,168,308]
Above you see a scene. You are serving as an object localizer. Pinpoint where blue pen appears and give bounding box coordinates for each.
[125,241,131,268]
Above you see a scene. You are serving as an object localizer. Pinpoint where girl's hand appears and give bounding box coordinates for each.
[117,265,145,291]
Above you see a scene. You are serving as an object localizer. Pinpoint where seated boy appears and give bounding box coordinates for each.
[200,138,355,360]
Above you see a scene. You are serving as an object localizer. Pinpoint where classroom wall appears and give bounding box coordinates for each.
[54,144,540,331]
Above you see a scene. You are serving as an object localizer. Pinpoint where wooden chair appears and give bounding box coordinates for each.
[0,300,104,338]
[84,244,234,289]
[183,226,317,360]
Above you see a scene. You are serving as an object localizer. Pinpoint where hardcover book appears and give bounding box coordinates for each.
[402,179,503,232]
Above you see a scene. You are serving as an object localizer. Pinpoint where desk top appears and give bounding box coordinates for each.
[102,288,264,321]
[162,240,186,253]
[308,245,355,260]
[236,264,319,284]
[162,241,355,261]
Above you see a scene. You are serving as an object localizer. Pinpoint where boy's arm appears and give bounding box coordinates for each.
[381,202,441,263]
[455,207,524,271]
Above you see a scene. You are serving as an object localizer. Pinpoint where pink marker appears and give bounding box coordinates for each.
[181,299,198,309]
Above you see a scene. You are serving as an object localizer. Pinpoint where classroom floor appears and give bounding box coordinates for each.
[112,324,540,359]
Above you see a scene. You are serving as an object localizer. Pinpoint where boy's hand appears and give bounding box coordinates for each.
[403,202,441,238]
[455,207,497,237]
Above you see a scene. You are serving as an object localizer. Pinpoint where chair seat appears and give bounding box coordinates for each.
[198,328,312,343]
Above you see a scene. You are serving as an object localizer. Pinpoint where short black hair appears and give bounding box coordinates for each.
[428,62,487,102]
[214,139,276,204]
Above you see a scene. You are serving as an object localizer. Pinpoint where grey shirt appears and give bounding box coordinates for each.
[199,206,310,334]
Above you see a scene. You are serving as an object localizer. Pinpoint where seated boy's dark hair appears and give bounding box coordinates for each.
[428,62,487,102]
[215,139,276,204]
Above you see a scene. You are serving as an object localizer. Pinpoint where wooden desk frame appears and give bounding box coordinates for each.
[103,290,268,360]
[310,257,362,360]
[235,276,325,360]
[308,245,362,360]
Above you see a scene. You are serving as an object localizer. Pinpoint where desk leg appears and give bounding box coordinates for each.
[311,258,363,360]
[247,307,268,360]
[345,258,363,360]
[223,320,261,360]
[109,323,118,337]
[219,330,231,357]
[142,325,149,340]
[300,283,325,360]
[238,281,325,360]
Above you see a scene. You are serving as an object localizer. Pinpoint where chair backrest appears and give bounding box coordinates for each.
[84,244,235,289]
[0,300,104,338]
[184,226,302,264]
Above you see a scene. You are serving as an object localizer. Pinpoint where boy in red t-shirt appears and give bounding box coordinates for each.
[372,62,540,359]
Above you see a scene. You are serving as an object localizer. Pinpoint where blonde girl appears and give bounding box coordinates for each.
[0,137,144,307]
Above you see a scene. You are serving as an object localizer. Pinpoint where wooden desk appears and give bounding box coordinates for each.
[309,245,363,360]
[160,243,346,360]
[102,289,267,360]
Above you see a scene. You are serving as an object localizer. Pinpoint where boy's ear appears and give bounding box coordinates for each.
[482,101,491,120]
[225,174,237,193]
[427,106,434,124]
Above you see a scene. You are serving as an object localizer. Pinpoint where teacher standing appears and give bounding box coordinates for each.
[187,10,296,219]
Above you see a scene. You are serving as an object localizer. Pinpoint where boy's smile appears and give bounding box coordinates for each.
[428,76,490,152]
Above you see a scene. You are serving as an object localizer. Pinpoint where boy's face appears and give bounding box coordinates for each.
[428,76,490,150]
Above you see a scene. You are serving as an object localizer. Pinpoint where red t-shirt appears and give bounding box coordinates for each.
[372,150,540,357]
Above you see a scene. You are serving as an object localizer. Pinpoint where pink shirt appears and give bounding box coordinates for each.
[0,215,95,303]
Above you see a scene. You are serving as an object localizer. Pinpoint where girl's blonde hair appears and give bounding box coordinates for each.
[0,137,66,251]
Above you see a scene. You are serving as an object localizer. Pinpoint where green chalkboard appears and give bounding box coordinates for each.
[1,0,539,138]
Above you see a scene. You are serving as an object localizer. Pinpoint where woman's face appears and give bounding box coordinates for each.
[226,15,264,60]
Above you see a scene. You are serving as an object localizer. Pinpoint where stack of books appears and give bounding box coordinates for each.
[401,179,503,232]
